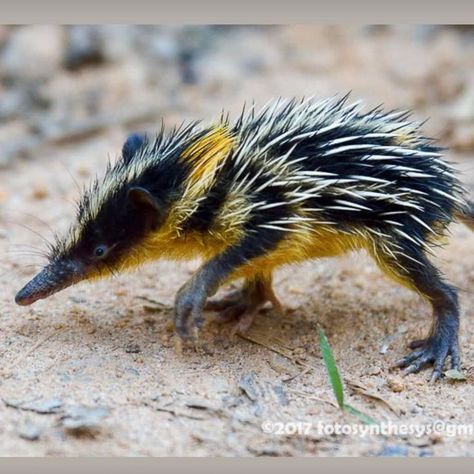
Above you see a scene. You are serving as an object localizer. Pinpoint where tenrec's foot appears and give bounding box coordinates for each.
[395,334,460,383]
[205,276,282,335]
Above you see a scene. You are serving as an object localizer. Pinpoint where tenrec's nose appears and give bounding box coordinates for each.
[15,260,82,306]
[15,269,53,306]
[15,284,37,305]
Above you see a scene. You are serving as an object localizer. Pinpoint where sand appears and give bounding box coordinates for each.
[0,25,473,456]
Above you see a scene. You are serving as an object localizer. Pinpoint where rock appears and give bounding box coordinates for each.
[185,398,220,412]
[232,407,254,424]
[377,444,409,457]
[125,342,141,354]
[4,397,63,414]
[267,353,299,377]
[364,365,382,376]
[64,25,105,70]
[387,375,405,393]
[419,449,434,457]
[272,384,289,406]
[444,369,467,381]
[408,437,432,448]
[61,404,109,431]
[238,372,260,401]
[1,25,65,81]
[18,423,42,441]
[221,395,242,409]
[68,296,87,304]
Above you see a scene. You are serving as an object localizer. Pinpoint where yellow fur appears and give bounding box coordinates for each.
[99,210,423,301]
[228,227,367,282]
[180,125,234,198]
[113,125,238,270]
[86,122,427,295]
[84,224,418,296]
[166,125,236,237]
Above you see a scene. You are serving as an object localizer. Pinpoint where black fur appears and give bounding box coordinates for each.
[33,97,469,380]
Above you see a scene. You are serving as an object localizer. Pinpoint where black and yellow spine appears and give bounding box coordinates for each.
[16,96,474,382]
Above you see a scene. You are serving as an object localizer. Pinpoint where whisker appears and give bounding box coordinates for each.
[10,243,49,255]
[0,212,56,240]
[58,162,82,196]
[1,220,54,252]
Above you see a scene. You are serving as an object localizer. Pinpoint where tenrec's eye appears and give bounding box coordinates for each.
[94,245,108,258]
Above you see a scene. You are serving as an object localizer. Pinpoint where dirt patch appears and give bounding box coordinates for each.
[0,25,473,456]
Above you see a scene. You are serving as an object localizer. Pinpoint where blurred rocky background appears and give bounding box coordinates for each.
[1,25,474,168]
[1,25,474,456]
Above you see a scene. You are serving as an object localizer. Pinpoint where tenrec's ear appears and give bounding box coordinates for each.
[122,133,146,162]
[127,187,160,213]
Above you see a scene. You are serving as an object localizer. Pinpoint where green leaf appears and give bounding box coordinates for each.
[318,326,379,426]
[344,403,378,425]
[318,326,344,409]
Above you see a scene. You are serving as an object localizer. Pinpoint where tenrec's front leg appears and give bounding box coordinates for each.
[174,227,285,339]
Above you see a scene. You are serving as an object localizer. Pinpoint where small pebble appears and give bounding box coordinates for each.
[365,365,382,376]
[408,437,432,448]
[419,449,434,457]
[125,342,141,353]
[387,375,405,392]
[31,184,49,200]
[377,444,409,457]
[62,405,109,432]
[18,423,42,441]
[429,433,443,444]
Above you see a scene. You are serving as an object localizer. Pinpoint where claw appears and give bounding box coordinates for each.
[175,321,192,340]
[429,369,442,384]
[192,312,205,330]
[174,278,208,340]
[395,348,424,368]
[450,353,461,371]
[402,353,433,375]
[396,334,459,382]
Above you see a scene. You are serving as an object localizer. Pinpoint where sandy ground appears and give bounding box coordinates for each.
[0,25,473,456]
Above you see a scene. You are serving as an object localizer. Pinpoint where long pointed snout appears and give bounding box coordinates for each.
[15,259,85,306]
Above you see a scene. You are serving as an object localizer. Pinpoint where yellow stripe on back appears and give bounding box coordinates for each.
[180,125,235,198]
[150,124,236,240]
